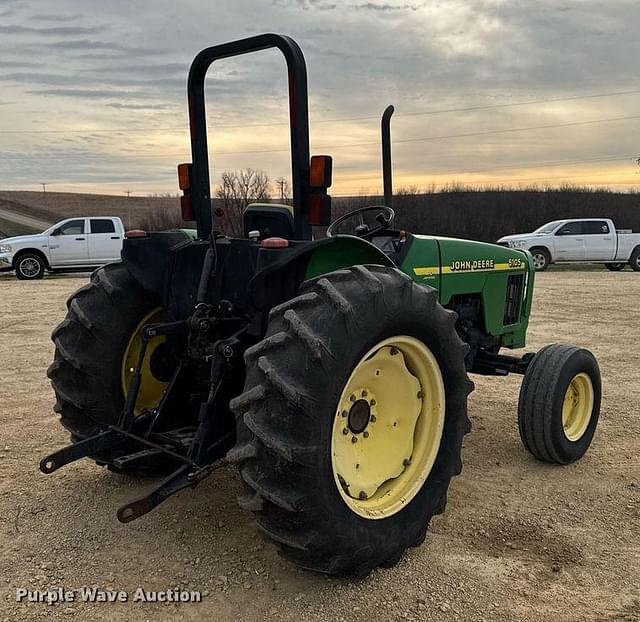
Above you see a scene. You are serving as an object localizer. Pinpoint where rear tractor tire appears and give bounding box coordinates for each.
[229,265,473,577]
[47,263,173,475]
[518,344,601,464]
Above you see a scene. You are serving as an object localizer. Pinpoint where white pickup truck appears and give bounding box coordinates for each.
[0,216,125,279]
[497,218,640,272]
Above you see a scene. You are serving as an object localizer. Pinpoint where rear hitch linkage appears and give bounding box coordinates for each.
[40,312,246,523]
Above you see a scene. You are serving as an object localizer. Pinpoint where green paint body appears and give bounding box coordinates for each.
[305,234,534,350]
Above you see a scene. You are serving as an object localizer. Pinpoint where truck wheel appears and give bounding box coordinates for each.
[47,263,172,475]
[229,265,473,577]
[15,252,45,280]
[518,344,601,464]
[629,248,640,272]
[605,263,626,271]
[530,248,550,272]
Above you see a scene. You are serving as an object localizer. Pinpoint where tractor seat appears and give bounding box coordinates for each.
[243,203,295,240]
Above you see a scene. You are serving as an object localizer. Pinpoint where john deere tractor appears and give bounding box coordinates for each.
[41,34,601,577]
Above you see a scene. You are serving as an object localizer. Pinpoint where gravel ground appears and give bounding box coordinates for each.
[0,271,638,622]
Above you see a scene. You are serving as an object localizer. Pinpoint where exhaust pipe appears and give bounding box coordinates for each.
[381,105,394,208]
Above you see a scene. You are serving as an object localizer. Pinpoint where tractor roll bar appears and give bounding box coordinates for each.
[187,34,312,240]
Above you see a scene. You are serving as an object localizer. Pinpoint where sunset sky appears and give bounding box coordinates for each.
[1,0,639,196]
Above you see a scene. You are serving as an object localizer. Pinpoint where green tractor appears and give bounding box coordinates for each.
[41,34,601,577]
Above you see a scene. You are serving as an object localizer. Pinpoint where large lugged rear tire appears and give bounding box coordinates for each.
[47,263,167,474]
[228,265,473,577]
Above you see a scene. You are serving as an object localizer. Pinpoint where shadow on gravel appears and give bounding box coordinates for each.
[0,271,91,281]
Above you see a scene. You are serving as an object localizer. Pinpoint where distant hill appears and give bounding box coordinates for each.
[0,191,182,236]
[0,217,38,238]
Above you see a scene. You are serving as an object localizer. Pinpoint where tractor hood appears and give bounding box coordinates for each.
[438,237,529,269]
[413,235,530,269]
[403,234,530,287]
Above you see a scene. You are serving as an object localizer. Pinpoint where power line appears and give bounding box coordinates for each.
[11,166,639,192]
[218,87,640,129]
[2,87,640,134]
[337,153,639,183]
[2,113,640,161]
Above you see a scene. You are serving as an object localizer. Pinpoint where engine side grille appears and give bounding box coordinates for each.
[504,274,524,325]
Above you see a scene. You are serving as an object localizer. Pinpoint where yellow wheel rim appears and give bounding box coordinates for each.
[121,308,169,416]
[331,336,445,520]
[562,372,594,441]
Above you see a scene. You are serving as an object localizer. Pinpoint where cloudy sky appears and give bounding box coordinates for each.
[1,0,639,196]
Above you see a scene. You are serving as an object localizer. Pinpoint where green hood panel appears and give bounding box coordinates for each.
[400,234,534,348]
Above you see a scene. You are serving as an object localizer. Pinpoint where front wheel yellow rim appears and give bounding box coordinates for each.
[331,336,445,520]
[562,372,594,441]
[121,308,169,416]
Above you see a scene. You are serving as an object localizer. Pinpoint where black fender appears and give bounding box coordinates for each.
[248,235,394,312]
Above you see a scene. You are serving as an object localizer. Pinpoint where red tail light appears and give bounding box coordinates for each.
[308,194,331,226]
[180,195,194,221]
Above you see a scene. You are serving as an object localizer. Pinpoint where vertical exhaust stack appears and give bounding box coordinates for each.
[381,105,394,208]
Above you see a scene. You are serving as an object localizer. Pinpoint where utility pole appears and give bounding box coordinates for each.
[40,183,47,193]
[124,190,132,229]
[275,177,288,203]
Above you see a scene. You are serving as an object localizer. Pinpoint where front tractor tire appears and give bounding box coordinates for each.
[518,344,601,464]
[47,263,169,474]
[229,265,473,577]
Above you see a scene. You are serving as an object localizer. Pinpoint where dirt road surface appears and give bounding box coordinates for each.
[1,272,638,621]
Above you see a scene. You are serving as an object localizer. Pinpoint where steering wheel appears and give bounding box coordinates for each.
[326,206,395,239]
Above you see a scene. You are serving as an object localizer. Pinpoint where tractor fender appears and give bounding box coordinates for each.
[248,235,394,312]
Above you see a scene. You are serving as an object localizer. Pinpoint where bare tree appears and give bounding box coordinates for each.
[216,168,271,236]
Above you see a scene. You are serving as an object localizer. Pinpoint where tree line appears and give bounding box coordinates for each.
[139,168,639,240]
